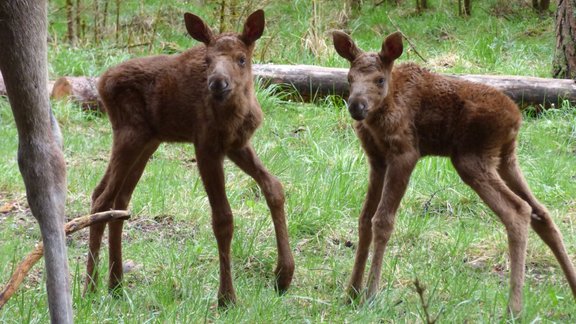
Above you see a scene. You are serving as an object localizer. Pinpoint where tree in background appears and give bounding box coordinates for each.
[532,0,550,13]
[416,0,428,11]
[458,0,471,16]
[552,0,576,79]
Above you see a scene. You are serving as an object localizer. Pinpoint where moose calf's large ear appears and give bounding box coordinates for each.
[379,32,403,64]
[241,9,265,45]
[184,12,213,45]
[332,31,362,63]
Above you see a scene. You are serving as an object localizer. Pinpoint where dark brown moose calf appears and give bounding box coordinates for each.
[85,10,294,306]
[332,30,576,315]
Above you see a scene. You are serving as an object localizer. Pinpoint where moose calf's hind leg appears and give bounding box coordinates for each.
[452,155,531,315]
[108,219,125,295]
[85,131,155,294]
[106,141,160,295]
[498,151,576,297]
[530,211,576,297]
[85,222,106,294]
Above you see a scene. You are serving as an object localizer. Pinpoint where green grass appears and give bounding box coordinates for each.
[46,0,556,77]
[2,0,576,322]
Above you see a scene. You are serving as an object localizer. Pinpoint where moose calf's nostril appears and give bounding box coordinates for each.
[346,99,368,121]
[209,79,229,92]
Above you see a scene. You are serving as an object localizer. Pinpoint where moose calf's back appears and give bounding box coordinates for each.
[375,63,522,157]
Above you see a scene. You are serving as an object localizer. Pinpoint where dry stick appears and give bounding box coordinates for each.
[414,279,436,324]
[0,210,130,309]
[386,14,428,63]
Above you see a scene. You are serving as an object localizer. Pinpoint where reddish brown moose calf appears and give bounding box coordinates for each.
[84,10,294,306]
[332,30,576,315]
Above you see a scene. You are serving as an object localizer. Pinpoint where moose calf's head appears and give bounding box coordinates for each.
[184,10,265,101]
[333,31,403,121]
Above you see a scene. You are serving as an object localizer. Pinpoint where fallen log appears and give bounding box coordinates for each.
[3,65,576,109]
[0,210,130,309]
[253,64,576,108]
[50,76,102,112]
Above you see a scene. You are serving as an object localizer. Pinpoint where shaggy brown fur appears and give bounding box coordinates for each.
[333,30,576,315]
[85,10,294,307]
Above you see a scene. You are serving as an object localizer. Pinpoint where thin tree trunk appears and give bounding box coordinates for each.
[102,0,109,33]
[464,0,471,16]
[230,0,239,30]
[115,0,120,43]
[75,0,82,41]
[66,0,75,46]
[533,0,550,12]
[458,0,462,16]
[552,0,576,79]
[219,0,226,33]
[93,0,99,44]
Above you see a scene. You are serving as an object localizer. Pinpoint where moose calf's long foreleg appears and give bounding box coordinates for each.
[196,149,236,306]
[227,145,295,291]
[347,164,385,300]
[365,153,418,300]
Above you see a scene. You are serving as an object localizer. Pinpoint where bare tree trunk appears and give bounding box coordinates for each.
[229,0,239,30]
[533,0,550,12]
[464,0,471,16]
[552,0,576,79]
[458,0,462,15]
[219,0,226,33]
[75,0,82,41]
[65,0,75,46]
[102,0,109,33]
[93,0,100,44]
[115,0,120,43]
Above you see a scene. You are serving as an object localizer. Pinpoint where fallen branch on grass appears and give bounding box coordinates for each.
[0,210,130,309]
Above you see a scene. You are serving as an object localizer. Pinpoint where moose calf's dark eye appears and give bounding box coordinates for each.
[377,78,385,86]
[239,56,246,66]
